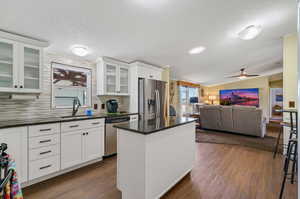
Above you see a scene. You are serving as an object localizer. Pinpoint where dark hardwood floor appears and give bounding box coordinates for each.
[23,142,297,199]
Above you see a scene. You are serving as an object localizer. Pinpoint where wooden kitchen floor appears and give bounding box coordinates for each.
[23,143,297,199]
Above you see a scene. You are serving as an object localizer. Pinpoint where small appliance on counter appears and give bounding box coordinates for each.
[106,99,118,113]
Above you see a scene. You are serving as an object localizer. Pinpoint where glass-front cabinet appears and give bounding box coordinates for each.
[119,66,129,94]
[21,45,41,91]
[97,58,130,96]
[0,38,42,93]
[0,39,17,91]
[105,63,118,94]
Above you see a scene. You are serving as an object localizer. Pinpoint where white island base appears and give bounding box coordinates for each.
[116,122,196,199]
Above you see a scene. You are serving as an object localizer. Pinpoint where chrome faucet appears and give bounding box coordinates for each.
[72,97,81,116]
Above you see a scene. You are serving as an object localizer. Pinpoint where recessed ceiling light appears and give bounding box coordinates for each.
[238,25,262,40]
[189,46,206,55]
[71,45,89,57]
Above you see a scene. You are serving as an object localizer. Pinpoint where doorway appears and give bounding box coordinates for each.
[270,88,283,120]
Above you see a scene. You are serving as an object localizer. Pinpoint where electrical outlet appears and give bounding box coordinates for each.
[93,104,98,110]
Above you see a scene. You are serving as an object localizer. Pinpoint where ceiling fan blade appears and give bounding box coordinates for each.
[245,74,259,77]
[227,75,241,78]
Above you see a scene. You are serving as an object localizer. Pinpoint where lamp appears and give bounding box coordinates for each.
[208,95,216,104]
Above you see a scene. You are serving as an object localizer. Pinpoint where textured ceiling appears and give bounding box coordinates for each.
[0,0,296,85]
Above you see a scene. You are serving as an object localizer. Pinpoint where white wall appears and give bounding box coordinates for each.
[283,33,298,150]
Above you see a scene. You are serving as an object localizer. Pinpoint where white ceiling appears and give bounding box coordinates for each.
[0,0,296,85]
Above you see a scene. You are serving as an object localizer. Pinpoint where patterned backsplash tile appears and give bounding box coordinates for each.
[0,52,129,121]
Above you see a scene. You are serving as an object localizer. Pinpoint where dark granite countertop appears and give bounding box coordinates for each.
[113,116,197,135]
[0,112,138,129]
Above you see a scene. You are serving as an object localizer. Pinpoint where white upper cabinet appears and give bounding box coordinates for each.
[105,63,118,94]
[133,61,163,81]
[0,38,18,92]
[97,57,130,96]
[20,44,42,92]
[119,66,129,94]
[0,31,46,93]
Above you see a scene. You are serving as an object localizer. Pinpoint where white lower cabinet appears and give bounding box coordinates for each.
[0,119,105,185]
[84,128,104,162]
[29,155,60,180]
[61,122,105,170]
[0,127,28,183]
[28,123,61,181]
[29,144,60,161]
[61,130,84,169]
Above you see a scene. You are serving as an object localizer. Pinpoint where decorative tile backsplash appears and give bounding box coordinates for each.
[0,52,129,121]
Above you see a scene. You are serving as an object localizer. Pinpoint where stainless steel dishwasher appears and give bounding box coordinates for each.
[105,116,130,157]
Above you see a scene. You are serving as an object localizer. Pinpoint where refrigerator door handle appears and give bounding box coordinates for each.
[155,89,160,118]
[157,90,160,117]
[154,90,158,117]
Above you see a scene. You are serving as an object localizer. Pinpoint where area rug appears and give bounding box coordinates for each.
[196,128,279,152]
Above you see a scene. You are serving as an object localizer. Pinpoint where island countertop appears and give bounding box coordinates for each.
[113,116,197,135]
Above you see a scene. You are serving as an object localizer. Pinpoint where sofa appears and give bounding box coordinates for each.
[199,105,266,137]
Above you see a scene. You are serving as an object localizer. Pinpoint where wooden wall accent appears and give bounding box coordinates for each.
[177,81,200,88]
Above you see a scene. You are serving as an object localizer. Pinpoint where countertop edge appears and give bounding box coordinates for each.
[0,113,139,129]
[114,119,197,135]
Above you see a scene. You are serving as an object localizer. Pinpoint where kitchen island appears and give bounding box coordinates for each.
[114,116,196,199]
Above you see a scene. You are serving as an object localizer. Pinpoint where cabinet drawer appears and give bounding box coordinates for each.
[85,119,105,129]
[61,119,105,132]
[29,155,60,180]
[61,121,83,132]
[29,134,60,149]
[29,123,60,137]
[29,145,60,161]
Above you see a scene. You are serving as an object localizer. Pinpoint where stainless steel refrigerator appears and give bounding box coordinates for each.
[138,78,167,120]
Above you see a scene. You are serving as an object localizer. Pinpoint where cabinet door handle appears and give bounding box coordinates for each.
[69,125,79,128]
[92,122,100,125]
[14,85,18,88]
[86,132,89,135]
[39,139,51,143]
[40,165,52,170]
[40,128,52,132]
[40,150,52,155]
[20,85,23,88]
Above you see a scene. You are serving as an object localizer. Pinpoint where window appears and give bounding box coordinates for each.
[52,62,92,108]
[179,86,188,104]
[179,86,199,105]
[179,86,199,115]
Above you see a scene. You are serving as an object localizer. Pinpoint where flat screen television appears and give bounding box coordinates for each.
[219,88,259,107]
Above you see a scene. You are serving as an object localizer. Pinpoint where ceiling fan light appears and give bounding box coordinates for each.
[238,25,262,40]
[238,75,247,80]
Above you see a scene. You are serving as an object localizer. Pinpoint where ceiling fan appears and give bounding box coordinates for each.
[227,68,259,80]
